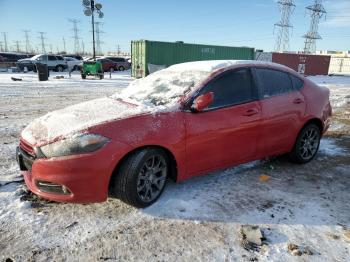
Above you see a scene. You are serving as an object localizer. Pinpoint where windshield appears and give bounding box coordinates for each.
[115,69,210,107]
[30,55,42,60]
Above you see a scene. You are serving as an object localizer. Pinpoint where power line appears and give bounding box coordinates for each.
[274,0,296,52]
[69,19,81,54]
[38,32,47,53]
[303,0,326,54]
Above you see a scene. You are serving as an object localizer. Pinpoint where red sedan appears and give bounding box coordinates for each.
[17,60,332,208]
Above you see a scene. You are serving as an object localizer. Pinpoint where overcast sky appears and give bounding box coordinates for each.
[0,0,349,54]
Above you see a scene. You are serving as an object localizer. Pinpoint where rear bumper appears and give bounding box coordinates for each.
[18,141,129,203]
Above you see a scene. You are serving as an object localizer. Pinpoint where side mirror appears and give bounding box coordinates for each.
[191,92,214,112]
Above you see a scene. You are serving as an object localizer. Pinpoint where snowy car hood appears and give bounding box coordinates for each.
[21,97,153,146]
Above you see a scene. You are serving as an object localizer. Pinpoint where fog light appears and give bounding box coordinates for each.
[35,180,72,195]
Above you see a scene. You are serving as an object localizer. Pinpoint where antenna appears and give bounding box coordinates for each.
[69,19,81,54]
[2,32,9,52]
[274,0,295,52]
[23,30,31,54]
[38,32,47,53]
[303,0,326,54]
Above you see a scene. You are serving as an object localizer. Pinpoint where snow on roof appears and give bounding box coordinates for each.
[165,60,291,73]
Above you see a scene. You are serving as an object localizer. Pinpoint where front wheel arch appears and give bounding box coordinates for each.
[108,145,178,194]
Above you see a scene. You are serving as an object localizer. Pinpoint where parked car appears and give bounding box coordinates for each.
[17,54,68,72]
[96,58,118,72]
[16,60,331,208]
[64,54,83,60]
[101,56,131,71]
[64,57,82,71]
[0,52,32,63]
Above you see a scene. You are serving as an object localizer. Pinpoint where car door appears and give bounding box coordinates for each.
[185,68,261,177]
[253,68,306,157]
[47,55,57,69]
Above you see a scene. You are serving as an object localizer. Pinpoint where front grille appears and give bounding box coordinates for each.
[20,139,35,157]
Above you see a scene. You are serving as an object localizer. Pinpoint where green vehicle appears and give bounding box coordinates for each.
[81,61,104,80]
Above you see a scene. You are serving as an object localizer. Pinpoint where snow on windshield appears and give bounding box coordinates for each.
[115,69,211,107]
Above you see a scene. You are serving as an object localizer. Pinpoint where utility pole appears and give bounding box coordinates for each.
[2,32,8,52]
[117,44,121,55]
[274,0,295,52]
[69,19,81,54]
[303,0,326,54]
[38,32,47,53]
[14,41,21,52]
[50,44,53,54]
[23,30,31,54]
[0,41,3,51]
[63,37,67,53]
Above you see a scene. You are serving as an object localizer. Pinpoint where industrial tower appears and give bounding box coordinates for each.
[2,32,9,52]
[38,32,47,53]
[23,30,31,53]
[303,0,326,54]
[274,0,295,52]
[94,22,104,55]
[69,19,81,54]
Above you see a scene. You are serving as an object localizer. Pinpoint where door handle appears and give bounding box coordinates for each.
[243,108,259,116]
[293,98,304,104]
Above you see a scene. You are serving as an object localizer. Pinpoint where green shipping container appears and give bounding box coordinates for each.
[131,40,255,78]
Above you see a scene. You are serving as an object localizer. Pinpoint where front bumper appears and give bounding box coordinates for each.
[16,141,128,203]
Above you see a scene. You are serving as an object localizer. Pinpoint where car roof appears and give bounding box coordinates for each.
[166,60,292,74]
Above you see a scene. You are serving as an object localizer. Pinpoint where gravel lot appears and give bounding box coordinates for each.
[0,71,349,261]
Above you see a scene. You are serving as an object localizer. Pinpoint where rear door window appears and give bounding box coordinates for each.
[255,68,294,98]
[290,74,304,90]
[48,55,57,61]
[199,68,257,109]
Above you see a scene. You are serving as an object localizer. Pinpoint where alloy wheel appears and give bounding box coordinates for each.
[136,154,167,202]
[299,128,319,160]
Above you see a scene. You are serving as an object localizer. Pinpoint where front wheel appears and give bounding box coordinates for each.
[56,65,64,72]
[289,123,321,164]
[111,148,169,208]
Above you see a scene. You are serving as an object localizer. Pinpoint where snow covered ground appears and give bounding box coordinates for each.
[0,71,349,261]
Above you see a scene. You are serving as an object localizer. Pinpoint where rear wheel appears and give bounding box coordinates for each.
[81,74,86,79]
[111,148,169,208]
[289,123,321,164]
[118,65,125,71]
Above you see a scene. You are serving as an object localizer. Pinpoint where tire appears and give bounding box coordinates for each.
[56,65,64,72]
[99,74,104,80]
[81,74,86,79]
[289,123,321,164]
[118,66,125,71]
[111,148,169,208]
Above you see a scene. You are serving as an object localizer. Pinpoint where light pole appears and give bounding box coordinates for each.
[82,0,104,61]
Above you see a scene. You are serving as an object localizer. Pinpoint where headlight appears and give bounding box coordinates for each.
[40,134,110,158]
